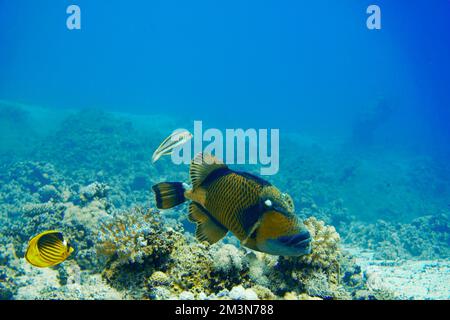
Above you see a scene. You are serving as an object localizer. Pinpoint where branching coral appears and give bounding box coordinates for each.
[168,241,214,295]
[211,244,247,274]
[299,217,341,269]
[271,217,343,299]
[96,207,164,265]
[96,207,186,298]
[92,205,364,300]
[79,182,110,203]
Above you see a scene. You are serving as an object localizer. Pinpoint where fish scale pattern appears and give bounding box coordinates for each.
[205,173,262,240]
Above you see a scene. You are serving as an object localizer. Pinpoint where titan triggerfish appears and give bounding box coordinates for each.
[152,153,312,256]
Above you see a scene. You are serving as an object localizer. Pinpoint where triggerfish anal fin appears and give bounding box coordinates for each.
[190,153,229,189]
[188,202,228,244]
[152,129,193,163]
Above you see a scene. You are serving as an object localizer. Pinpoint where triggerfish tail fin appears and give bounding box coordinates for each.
[190,153,229,189]
[188,202,228,244]
[152,182,187,209]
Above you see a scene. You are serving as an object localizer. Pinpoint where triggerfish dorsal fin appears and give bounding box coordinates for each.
[190,153,229,189]
[188,202,228,244]
[234,171,272,187]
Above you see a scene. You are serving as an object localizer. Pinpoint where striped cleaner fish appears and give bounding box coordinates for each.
[152,153,312,256]
[25,230,74,268]
[152,129,193,163]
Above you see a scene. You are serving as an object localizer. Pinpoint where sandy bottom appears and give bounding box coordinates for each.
[346,246,450,300]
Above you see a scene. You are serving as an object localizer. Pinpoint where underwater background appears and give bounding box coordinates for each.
[0,0,449,300]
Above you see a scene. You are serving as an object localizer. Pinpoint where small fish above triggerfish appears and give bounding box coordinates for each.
[152,129,193,163]
[152,153,312,256]
[25,230,74,268]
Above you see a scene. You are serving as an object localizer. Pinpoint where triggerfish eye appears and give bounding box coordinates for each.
[25,230,74,268]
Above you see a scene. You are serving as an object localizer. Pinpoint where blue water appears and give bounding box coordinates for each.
[0,1,449,300]
[1,1,449,150]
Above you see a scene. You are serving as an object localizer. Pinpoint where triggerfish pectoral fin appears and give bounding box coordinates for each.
[188,202,228,244]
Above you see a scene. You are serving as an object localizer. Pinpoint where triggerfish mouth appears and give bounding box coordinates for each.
[152,153,312,256]
[25,230,74,268]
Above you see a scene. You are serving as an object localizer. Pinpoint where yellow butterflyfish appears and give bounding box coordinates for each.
[25,230,74,268]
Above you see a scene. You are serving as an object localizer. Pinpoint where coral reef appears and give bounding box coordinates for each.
[0,103,38,161]
[30,109,185,210]
[14,260,124,300]
[343,212,450,260]
[1,106,449,300]
[0,161,115,274]
[94,207,366,300]
[266,217,344,299]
